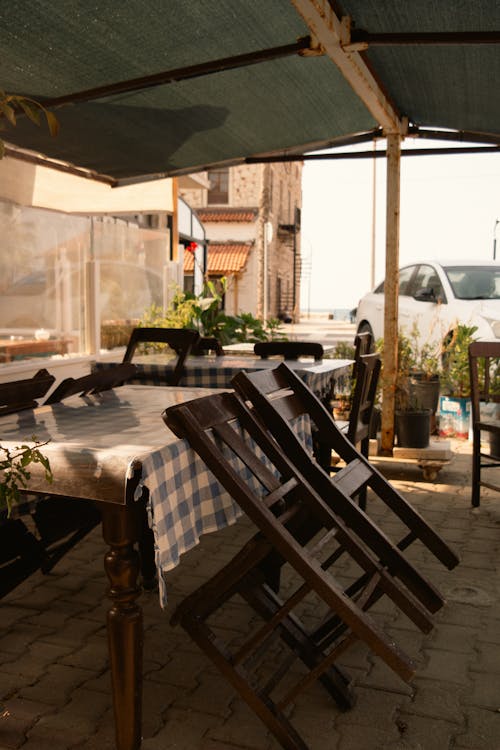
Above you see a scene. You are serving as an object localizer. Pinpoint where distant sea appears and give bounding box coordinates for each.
[301,307,354,322]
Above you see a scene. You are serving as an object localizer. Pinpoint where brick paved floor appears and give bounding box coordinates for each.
[1,439,500,750]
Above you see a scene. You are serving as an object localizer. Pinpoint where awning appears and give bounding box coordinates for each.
[184,244,252,275]
[2,2,498,185]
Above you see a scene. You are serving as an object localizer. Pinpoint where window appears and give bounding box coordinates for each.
[413,264,445,301]
[398,265,416,296]
[207,168,229,205]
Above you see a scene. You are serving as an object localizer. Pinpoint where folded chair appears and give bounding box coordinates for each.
[254,340,324,361]
[331,353,381,508]
[0,368,55,416]
[469,341,500,507]
[1,369,57,597]
[44,362,137,404]
[232,363,459,572]
[1,366,113,594]
[163,391,449,750]
[122,327,200,384]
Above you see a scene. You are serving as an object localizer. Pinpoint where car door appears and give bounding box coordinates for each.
[402,264,448,348]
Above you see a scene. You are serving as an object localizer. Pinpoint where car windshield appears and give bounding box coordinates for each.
[443,265,500,300]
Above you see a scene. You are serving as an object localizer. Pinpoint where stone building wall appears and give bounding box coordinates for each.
[179,160,302,321]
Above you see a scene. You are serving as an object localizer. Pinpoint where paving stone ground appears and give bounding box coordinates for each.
[1,438,500,750]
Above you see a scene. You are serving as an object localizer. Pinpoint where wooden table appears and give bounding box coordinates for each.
[0,385,233,750]
[0,338,70,362]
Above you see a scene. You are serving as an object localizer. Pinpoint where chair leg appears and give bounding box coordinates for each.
[471,430,481,507]
[180,611,311,750]
[242,577,356,711]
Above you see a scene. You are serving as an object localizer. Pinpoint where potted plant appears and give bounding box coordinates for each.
[439,324,478,439]
[405,324,443,433]
[377,328,436,449]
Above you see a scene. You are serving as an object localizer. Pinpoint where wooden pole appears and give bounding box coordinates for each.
[380,133,401,454]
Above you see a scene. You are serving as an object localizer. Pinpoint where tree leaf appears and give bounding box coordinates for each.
[0,101,16,126]
[44,109,59,137]
[17,99,41,126]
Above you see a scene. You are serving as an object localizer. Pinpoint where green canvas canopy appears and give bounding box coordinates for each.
[2,1,499,184]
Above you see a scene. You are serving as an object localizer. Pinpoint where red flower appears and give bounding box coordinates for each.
[186,242,197,253]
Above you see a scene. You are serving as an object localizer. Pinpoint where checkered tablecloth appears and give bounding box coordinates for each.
[94,355,353,402]
[139,410,312,606]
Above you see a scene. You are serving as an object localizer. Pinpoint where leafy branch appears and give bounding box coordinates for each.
[0,438,53,517]
[0,90,59,158]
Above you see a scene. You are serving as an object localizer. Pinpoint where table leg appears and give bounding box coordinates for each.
[101,503,143,750]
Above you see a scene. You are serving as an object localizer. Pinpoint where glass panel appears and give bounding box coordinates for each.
[93,217,167,350]
[0,200,90,362]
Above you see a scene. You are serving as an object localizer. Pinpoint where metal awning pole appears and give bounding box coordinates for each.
[380,133,402,454]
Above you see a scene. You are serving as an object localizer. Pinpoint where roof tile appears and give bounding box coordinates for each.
[197,208,258,223]
[184,243,252,274]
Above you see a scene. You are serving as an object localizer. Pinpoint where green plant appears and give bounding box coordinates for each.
[139,281,287,346]
[406,323,442,379]
[0,438,52,517]
[441,324,478,398]
[376,324,444,412]
[330,341,356,360]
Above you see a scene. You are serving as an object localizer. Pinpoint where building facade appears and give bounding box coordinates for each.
[180,161,302,321]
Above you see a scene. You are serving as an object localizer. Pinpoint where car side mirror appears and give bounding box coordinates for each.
[414,286,437,302]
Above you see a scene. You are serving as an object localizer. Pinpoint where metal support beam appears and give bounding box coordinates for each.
[40,37,317,108]
[290,0,403,134]
[380,133,402,454]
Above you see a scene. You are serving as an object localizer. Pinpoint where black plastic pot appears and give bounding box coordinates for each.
[395,409,432,448]
[409,373,441,413]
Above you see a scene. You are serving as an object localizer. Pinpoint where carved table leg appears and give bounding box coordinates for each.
[101,502,143,750]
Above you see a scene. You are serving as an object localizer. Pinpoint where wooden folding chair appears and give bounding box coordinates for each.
[44,362,137,404]
[469,341,500,507]
[232,363,459,572]
[0,368,55,416]
[122,327,200,384]
[254,340,324,361]
[163,391,447,749]
[336,353,381,454]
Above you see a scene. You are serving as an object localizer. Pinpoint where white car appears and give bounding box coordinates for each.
[355,260,500,348]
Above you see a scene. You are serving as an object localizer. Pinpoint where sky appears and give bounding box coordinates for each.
[299,140,500,314]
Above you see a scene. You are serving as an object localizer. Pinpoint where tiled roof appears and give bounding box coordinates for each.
[196,208,258,223]
[184,243,252,274]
